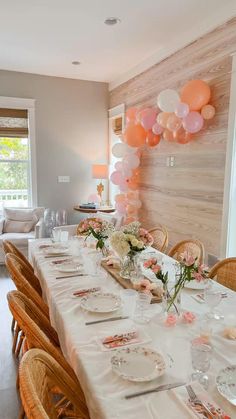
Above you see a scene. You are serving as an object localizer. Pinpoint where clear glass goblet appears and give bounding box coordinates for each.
[204,286,222,320]
[191,341,212,389]
[134,292,152,324]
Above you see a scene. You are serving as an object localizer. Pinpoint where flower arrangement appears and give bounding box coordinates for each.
[143,252,209,314]
[77,218,114,252]
[133,278,158,294]
[110,222,153,259]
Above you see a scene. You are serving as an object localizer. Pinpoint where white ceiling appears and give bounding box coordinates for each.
[0,0,235,89]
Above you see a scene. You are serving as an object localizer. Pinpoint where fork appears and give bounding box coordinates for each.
[186,385,215,418]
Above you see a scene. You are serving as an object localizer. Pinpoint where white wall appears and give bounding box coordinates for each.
[0,70,108,223]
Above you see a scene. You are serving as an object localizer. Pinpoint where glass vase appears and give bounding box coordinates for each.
[120,253,139,280]
[162,282,182,316]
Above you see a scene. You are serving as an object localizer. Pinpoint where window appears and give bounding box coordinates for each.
[0,108,31,210]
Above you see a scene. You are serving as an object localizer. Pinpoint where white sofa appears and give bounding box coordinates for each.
[0,207,45,264]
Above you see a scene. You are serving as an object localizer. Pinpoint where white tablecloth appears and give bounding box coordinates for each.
[29,239,236,419]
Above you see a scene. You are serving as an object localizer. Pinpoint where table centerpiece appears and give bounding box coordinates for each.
[77,217,114,256]
[110,222,153,279]
[144,252,209,315]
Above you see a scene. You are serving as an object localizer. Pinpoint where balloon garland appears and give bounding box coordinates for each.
[110,79,215,221]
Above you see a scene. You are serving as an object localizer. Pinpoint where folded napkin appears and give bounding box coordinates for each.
[73,287,101,297]
[96,328,151,351]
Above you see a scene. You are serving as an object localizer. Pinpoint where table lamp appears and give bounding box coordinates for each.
[92,164,108,204]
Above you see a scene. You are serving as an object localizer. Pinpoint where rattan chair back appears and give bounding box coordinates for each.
[3,240,34,273]
[209,257,236,291]
[148,225,168,253]
[5,254,48,316]
[19,348,90,419]
[168,239,204,265]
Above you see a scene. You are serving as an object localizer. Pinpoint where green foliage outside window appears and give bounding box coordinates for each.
[0,137,29,190]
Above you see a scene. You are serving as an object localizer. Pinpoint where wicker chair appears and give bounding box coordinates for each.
[7,291,88,418]
[3,240,34,273]
[19,348,90,419]
[148,225,168,253]
[209,257,236,292]
[168,239,205,265]
[5,253,48,356]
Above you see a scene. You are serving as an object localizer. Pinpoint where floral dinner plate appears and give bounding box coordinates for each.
[57,262,81,273]
[111,346,166,382]
[184,280,208,290]
[44,246,69,256]
[80,292,121,313]
[216,365,236,406]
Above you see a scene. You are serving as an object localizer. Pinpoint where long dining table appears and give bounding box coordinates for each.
[29,239,236,419]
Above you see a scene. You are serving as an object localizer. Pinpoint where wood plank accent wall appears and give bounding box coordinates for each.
[109,18,236,259]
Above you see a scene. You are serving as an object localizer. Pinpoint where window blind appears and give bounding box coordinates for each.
[0,108,28,137]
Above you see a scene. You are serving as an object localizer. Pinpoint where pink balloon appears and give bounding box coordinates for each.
[121,163,132,178]
[110,171,123,185]
[183,111,204,133]
[141,108,158,130]
[115,161,123,171]
[175,102,189,118]
[115,202,127,215]
[122,153,140,170]
[152,122,164,135]
[119,180,129,192]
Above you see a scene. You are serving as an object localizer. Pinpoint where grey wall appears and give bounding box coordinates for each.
[0,70,108,223]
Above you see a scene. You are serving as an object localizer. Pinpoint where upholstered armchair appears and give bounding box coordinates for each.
[0,207,45,264]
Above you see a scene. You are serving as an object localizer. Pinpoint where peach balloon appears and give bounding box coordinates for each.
[156,112,171,128]
[126,107,138,122]
[127,191,137,200]
[146,130,161,147]
[174,128,193,144]
[163,129,175,142]
[124,217,136,224]
[127,178,139,190]
[124,123,147,148]
[180,80,211,111]
[166,114,182,132]
[201,104,215,120]
[115,194,126,203]
[127,204,137,216]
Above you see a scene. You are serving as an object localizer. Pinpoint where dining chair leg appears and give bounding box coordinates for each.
[12,324,20,353]
[11,317,15,332]
[15,331,25,358]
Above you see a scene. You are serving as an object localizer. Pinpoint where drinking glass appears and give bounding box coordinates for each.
[120,289,137,318]
[134,292,152,324]
[204,286,222,320]
[191,341,212,389]
[52,228,61,243]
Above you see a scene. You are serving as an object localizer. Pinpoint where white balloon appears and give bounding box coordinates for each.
[112,142,130,158]
[122,153,140,170]
[157,89,180,113]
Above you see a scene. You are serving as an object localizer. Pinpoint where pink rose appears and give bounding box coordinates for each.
[152,264,161,274]
[165,314,177,327]
[143,259,153,269]
[182,311,196,324]
[192,271,203,282]
[181,251,195,266]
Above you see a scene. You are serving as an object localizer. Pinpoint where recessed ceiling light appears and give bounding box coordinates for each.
[72,61,81,65]
[104,17,121,26]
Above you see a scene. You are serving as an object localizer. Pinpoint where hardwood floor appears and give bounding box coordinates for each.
[0,266,21,419]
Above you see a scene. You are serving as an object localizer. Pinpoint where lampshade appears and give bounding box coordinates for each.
[92,164,108,179]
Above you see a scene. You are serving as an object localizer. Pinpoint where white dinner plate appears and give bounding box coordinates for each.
[111,346,166,382]
[57,262,81,273]
[44,246,69,256]
[184,280,208,290]
[80,292,121,313]
[216,365,236,406]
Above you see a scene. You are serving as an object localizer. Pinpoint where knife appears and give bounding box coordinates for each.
[85,316,129,325]
[56,274,88,279]
[125,382,185,399]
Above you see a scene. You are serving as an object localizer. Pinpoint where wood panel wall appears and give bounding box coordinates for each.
[109,18,236,259]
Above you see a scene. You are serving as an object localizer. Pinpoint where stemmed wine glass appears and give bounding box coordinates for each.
[191,341,212,389]
[204,282,222,320]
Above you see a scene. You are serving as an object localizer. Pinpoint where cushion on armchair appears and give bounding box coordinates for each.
[2,207,43,234]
